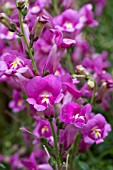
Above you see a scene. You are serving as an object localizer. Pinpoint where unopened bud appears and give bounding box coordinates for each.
[0,13,17,32]
[76,65,89,76]
[87,79,95,89]
[16,0,29,9]
[16,0,25,9]
[30,15,49,42]
[96,82,107,103]
[106,79,113,88]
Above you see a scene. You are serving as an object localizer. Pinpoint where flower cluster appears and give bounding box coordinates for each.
[0,0,111,170]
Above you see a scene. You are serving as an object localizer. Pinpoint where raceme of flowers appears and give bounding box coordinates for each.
[0,0,111,170]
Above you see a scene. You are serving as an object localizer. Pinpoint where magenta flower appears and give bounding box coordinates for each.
[51,28,76,48]
[22,150,52,170]
[33,116,53,144]
[79,139,91,152]
[9,90,25,113]
[44,44,66,74]
[59,102,92,128]
[0,51,33,78]
[26,75,63,115]
[60,0,74,9]
[78,4,98,28]
[82,51,112,82]
[10,154,23,170]
[92,0,106,17]
[53,9,79,33]
[81,114,111,145]
[53,4,98,35]
[60,124,79,149]
[22,149,52,170]
[61,73,82,98]
[0,24,19,40]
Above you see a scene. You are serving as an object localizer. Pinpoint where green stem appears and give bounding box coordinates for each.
[18,10,38,73]
[52,0,59,15]
[72,74,86,78]
[69,134,80,170]
[66,54,74,74]
[90,81,96,105]
[49,119,61,170]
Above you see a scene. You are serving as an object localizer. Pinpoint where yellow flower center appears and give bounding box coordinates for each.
[31,6,40,13]
[92,127,101,139]
[17,100,23,107]
[41,126,49,134]
[63,39,68,43]
[8,31,14,37]
[64,22,73,29]
[11,58,23,68]
[41,93,51,104]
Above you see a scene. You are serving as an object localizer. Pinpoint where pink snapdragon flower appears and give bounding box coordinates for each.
[53,9,79,33]
[22,150,52,170]
[82,51,112,82]
[61,73,82,98]
[0,51,33,78]
[81,114,111,145]
[44,44,66,74]
[9,90,25,113]
[59,102,92,128]
[26,75,63,116]
[33,116,53,144]
[51,28,76,48]
[53,4,98,35]
[78,4,98,28]
[0,24,18,40]
[60,124,79,149]
[60,0,74,9]
[91,0,106,17]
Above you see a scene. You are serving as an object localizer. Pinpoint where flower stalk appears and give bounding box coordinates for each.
[18,10,38,73]
[49,118,61,170]
[90,81,97,105]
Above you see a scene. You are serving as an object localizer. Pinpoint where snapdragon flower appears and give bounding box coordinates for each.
[81,114,111,145]
[26,75,63,117]
[60,102,92,128]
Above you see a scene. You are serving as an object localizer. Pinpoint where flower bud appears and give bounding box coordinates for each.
[76,65,89,76]
[106,79,113,88]
[16,0,29,16]
[16,0,25,9]
[16,0,28,9]
[87,79,95,89]
[30,15,49,42]
[0,13,17,32]
[96,82,107,103]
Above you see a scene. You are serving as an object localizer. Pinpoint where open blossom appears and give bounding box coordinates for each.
[61,73,82,98]
[26,75,63,116]
[22,150,52,170]
[0,0,112,169]
[82,51,112,82]
[51,28,76,48]
[78,4,98,28]
[0,24,19,40]
[59,102,92,128]
[0,51,33,78]
[33,116,53,144]
[53,4,98,35]
[81,114,111,145]
[9,90,25,113]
